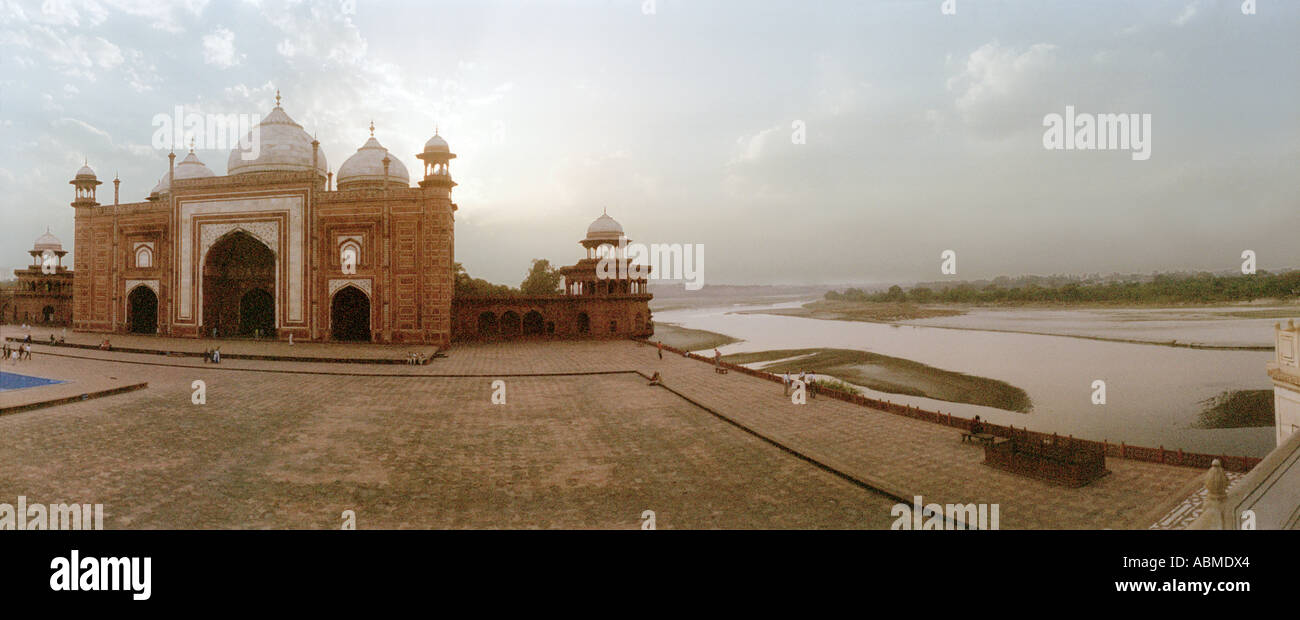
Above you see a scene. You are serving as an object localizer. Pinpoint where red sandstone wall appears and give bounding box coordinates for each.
[73,201,170,334]
[451,295,654,342]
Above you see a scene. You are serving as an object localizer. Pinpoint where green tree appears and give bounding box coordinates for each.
[520,259,563,295]
[454,262,518,297]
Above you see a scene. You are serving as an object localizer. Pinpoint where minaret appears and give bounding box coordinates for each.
[416,127,456,193]
[113,172,120,205]
[70,160,101,207]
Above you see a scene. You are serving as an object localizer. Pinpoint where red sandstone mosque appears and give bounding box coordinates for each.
[62,93,652,346]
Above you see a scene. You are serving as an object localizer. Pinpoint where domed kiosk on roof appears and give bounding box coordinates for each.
[9,226,73,326]
[584,211,624,244]
[33,230,63,253]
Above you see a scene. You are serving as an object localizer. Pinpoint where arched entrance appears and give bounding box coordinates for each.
[127,286,157,334]
[239,288,275,337]
[523,310,544,336]
[577,312,590,335]
[203,231,275,338]
[500,311,521,337]
[477,312,497,337]
[330,286,371,342]
[42,305,55,324]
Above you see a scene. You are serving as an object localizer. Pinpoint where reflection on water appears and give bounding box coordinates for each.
[656,302,1275,458]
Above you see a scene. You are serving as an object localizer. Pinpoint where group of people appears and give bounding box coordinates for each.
[781,370,819,398]
[3,340,33,363]
[406,352,427,365]
[202,347,222,363]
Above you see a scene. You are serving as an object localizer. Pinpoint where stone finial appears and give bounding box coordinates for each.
[1200,458,1231,529]
[275,89,282,107]
[1206,459,1228,498]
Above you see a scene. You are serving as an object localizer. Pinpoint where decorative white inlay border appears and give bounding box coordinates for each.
[176,195,304,323]
[124,279,159,295]
[328,278,372,298]
[200,222,279,258]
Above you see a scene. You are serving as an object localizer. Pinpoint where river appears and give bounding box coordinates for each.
[654,302,1278,458]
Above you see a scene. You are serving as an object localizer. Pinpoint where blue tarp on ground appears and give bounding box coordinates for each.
[0,372,65,392]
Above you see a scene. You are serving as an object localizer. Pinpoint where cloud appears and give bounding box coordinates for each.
[54,117,111,141]
[728,124,785,167]
[946,41,1059,136]
[201,27,243,68]
[1173,2,1201,27]
[1,24,124,79]
[99,0,207,33]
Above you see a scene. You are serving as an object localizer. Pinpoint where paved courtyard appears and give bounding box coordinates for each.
[0,337,1205,529]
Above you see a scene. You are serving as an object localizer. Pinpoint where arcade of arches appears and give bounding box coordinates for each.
[454,297,651,341]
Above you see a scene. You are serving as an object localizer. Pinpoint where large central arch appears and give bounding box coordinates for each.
[203,231,276,338]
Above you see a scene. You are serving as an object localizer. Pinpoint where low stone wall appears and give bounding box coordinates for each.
[453,294,653,341]
[643,339,1264,474]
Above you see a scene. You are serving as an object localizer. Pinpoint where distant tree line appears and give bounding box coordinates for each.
[454,259,564,297]
[826,270,1300,305]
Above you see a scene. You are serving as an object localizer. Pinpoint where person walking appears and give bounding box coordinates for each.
[657,341,663,360]
[782,371,790,396]
[22,343,32,361]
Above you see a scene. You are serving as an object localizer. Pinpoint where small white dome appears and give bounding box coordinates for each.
[337,135,409,189]
[586,212,624,241]
[227,104,327,176]
[75,164,97,179]
[151,150,215,195]
[33,231,62,252]
[423,133,449,153]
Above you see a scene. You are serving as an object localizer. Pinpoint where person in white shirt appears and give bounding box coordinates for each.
[782,371,790,396]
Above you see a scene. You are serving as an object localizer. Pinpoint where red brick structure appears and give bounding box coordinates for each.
[452,212,653,341]
[70,93,649,346]
[5,230,74,326]
[71,96,455,345]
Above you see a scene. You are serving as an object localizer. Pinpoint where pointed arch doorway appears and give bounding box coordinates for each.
[330,285,372,342]
[203,231,276,338]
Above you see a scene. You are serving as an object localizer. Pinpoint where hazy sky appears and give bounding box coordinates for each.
[1,0,1296,287]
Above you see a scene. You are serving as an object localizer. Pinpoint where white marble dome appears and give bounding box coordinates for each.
[586,212,624,242]
[74,163,97,179]
[33,231,62,252]
[227,104,327,176]
[150,150,216,195]
[423,133,449,153]
[337,136,409,188]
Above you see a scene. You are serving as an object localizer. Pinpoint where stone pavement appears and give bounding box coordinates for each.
[0,344,895,529]
[636,342,1204,529]
[0,324,434,362]
[0,337,1205,528]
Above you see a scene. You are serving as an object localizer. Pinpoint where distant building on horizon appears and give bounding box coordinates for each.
[4,230,73,326]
